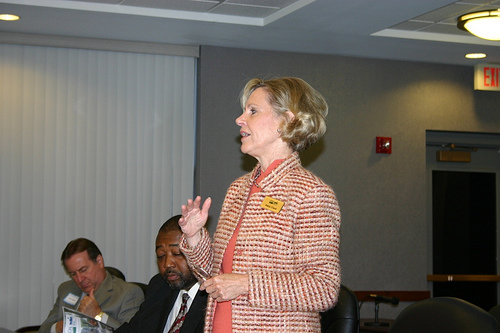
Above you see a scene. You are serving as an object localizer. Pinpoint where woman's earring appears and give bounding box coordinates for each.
[277,129,282,136]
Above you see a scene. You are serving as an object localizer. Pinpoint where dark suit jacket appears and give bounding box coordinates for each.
[115,274,207,333]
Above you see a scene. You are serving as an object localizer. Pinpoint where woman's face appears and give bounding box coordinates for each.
[236,87,284,162]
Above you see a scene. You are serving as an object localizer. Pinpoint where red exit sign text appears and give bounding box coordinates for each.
[475,64,500,91]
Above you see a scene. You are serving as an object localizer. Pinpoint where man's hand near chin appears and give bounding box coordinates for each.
[77,289,102,318]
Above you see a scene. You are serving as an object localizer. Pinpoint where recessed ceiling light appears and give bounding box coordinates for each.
[0,14,20,21]
[465,53,487,59]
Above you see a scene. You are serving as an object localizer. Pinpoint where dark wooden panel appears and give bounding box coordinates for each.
[354,291,430,302]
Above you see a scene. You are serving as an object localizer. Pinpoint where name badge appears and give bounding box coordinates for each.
[63,293,80,306]
[261,196,284,213]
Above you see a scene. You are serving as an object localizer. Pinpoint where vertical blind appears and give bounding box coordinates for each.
[0,43,196,329]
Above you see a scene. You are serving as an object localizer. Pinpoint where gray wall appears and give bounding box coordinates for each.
[195,45,500,318]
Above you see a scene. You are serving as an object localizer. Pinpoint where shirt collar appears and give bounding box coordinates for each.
[184,281,200,300]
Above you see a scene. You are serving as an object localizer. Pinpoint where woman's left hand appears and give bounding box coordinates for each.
[201,273,249,302]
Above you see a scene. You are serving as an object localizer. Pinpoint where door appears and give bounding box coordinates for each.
[426,130,500,310]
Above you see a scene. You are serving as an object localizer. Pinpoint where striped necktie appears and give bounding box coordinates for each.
[168,292,190,333]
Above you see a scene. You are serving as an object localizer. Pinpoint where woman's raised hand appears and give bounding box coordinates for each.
[179,196,212,245]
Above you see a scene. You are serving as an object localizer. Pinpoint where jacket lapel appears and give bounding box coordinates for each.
[155,288,180,333]
[94,272,114,305]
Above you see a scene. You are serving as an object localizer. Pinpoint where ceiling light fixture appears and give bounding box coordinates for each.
[465,53,487,59]
[0,14,20,21]
[457,9,500,41]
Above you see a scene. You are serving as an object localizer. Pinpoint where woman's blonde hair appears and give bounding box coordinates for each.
[240,77,328,151]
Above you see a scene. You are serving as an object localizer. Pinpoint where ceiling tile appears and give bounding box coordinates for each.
[122,0,220,12]
[225,0,297,7]
[209,3,279,17]
[391,21,433,31]
[63,0,122,4]
[420,22,470,35]
[413,3,481,23]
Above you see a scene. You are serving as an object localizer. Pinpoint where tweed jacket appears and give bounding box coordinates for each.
[181,152,341,332]
[40,270,144,333]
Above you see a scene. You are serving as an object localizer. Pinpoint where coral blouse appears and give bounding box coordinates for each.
[212,159,284,332]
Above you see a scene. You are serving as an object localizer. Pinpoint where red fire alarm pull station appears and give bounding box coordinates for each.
[376,137,392,154]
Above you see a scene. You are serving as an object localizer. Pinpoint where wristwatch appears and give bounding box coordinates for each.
[94,311,104,321]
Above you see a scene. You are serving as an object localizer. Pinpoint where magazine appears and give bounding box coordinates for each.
[63,307,114,333]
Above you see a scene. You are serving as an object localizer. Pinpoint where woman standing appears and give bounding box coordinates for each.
[179,77,341,332]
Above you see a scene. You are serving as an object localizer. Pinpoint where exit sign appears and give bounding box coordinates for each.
[474,64,500,91]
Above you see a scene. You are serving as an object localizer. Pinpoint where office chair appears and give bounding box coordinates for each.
[106,266,126,281]
[489,304,500,333]
[389,297,498,333]
[132,281,148,296]
[106,266,147,295]
[320,284,360,333]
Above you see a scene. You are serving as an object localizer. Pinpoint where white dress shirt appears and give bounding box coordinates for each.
[163,282,201,333]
